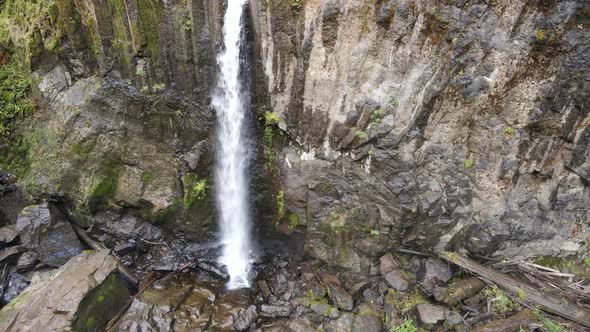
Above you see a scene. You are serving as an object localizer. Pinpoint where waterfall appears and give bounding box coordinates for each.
[212,0,252,289]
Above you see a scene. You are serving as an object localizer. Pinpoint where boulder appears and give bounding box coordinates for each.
[16,251,39,272]
[2,272,30,303]
[324,313,355,332]
[352,303,383,332]
[0,225,18,244]
[260,304,292,318]
[415,303,449,326]
[0,250,132,332]
[417,258,453,293]
[379,253,400,274]
[16,204,83,267]
[234,305,258,331]
[321,274,354,311]
[384,270,410,291]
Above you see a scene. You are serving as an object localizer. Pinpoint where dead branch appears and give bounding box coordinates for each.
[439,251,590,328]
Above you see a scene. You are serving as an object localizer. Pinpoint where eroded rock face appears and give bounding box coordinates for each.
[251,0,590,261]
[0,250,131,332]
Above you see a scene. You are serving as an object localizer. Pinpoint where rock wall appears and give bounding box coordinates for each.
[1,0,229,235]
[250,0,589,267]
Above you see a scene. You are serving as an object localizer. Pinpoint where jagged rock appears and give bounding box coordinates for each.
[16,204,83,267]
[258,279,272,300]
[0,246,25,264]
[417,258,453,292]
[379,253,400,274]
[0,225,18,244]
[324,313,355,332]
[415,303,449,326]
[0,250,131,332]
[197,261,229,280]
[260,304,292,318]
[321,274,354,311]
[384,270,410,291]
[234,305,258,331]
[113,242,136,256]
[256,318,316,331]
[311,302,331,317]
[16,251,39,272]
[352,303,383,332]
[2,273,30,303]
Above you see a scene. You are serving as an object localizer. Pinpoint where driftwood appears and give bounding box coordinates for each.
[472,309,536,332]
[71,224,139,285]
[440,251,590,328]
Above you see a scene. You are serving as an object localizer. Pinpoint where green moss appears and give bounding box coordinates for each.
[534,29,548,41]
[0,0,62,65]
[355,130,367,139]
[276,190,285,220]
[287,212,300,229]
[392,289,427,315]
[482,285,516,314]
[517,288,526,301]
[136,0,161,61]
[72,271,132,332]
[182,173,207,209]
[533,256,590,279]
[87,160,121,210]
[142,171,154,183]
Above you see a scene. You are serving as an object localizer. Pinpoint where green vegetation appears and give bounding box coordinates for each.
[264,111,280,125]
[390,320,418,332]
[482,285,516,314]
[136,66,145,77]
[534,29,548,41]
[87,160,121,210]
[355,130,367,139]
[534,309,566,332]
[517,288,526,301]
[183,19,191,31]
[391,289,427,315]
[464,153,474,168]
[292,0,303,10]
[0,58,35,138]
[142,171,154,183]
[263,111,280,169]
[276,190,285,219]
[389,98,399,108]
[504,126,515,135]
[584,258,590,267]
[182,174,207,208]
[370,108,385,125]
[287,212,300,230]
[0,0,61,64]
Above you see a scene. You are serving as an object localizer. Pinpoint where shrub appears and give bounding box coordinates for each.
[0,58,34,138]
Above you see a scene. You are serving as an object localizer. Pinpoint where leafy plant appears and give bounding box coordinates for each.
[504,126,515,135]
[390,320,418,332]
[355,130,367,139]
[534,309,566,332]
[0,59,35,138]
[182,174,207,208]
[136,66,145,77]
[264,111,280,125]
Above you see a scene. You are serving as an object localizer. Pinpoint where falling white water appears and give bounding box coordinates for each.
[212,0,252,289]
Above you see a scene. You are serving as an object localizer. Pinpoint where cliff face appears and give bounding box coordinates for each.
[1,0,227,234]
[0,0,588,266]
[250,0,589,267]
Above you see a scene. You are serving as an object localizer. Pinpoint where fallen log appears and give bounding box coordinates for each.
[440,251,590,328]
[472,309,536,332]
[433,277,486,305]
